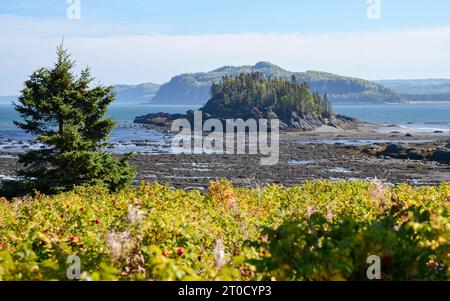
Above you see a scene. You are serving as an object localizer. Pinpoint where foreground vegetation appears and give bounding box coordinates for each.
[0,180,448,281]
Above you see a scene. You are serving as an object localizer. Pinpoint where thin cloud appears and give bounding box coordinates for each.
[1,15,450,95]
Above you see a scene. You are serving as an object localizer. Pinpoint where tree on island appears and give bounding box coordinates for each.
[203,72,335,124]
[2,44,135,196]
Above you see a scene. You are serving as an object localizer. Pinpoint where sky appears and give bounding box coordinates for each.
[1,0,450,95]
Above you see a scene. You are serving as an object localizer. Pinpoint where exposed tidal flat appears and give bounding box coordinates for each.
[126,123,450,188]
[1,103,450,188]
[1,123,449,188]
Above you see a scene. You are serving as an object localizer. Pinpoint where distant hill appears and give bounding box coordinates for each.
[377,79,450,102]
[0,83,161,105]
[113,82,160,104]
[151,62,401,105]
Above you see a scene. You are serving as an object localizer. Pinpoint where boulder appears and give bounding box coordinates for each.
[431,149,450,164]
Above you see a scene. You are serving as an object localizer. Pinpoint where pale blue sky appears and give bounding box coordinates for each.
[2,0,450,34]
[1,0,450,95]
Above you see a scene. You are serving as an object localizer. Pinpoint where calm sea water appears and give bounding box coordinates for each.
[334,104,450,131]
[0,103,198,153]
[1,103,449,153]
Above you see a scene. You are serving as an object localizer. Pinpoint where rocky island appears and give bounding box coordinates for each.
[134,72,359,131]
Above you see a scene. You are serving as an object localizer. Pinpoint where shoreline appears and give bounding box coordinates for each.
[1,123,449,189]
[281,122,450,144]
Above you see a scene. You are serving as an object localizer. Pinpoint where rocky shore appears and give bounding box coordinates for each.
[2,124,449,189]
[134,110,360,132]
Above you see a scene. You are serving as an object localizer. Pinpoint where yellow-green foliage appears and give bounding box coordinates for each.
[0,180,448,281]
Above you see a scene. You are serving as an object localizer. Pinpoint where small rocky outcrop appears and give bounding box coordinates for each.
[363,142,450,165]
[134,112,187,131]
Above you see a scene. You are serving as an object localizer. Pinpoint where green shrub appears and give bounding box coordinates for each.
[0,180,448,281]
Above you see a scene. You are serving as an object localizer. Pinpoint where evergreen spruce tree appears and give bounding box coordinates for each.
[11,44,135,195]
[322,93,333,118]
[202,72,334,123]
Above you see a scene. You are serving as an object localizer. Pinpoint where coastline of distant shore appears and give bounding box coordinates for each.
[402,100,450,104]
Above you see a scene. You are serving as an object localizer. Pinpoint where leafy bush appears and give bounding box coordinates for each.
[0,180,448,281]
[249,206,449,281]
